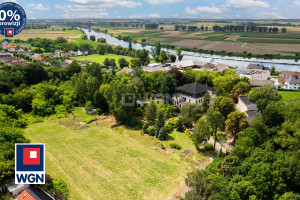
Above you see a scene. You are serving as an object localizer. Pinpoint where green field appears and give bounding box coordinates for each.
[70,54,133,67]
[279,91,300,102]
[24,108,203,200]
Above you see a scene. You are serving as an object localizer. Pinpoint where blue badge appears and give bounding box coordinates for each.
[0,2,26,38]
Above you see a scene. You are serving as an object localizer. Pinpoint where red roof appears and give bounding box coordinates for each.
[35,56,43,61]
[17,189,35,200]
[278,77,288,83]
[281,71,300,76]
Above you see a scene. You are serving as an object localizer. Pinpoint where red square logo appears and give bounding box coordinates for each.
[6,29,13,36]
[23,148,40,165]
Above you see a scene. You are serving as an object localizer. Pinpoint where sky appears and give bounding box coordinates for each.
[1,0,300,19]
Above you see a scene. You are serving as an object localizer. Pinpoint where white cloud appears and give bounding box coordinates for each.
[4,0,18,3]
[255,11,286,19]
[27,4,50,11]
[148,13,160,18]
[224,0,269,10]
[294,0,300,5]
[67,0,141,8]
[185,6,222,14]
[143,0,183,5]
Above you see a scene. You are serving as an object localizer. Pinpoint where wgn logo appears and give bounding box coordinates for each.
[15,144,45,184]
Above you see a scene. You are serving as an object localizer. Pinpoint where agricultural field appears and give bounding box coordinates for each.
[24,108,207,200]
[279,91,300,102]
[98,26,300,56]
[70,54,134,67]
[0,29,82,40]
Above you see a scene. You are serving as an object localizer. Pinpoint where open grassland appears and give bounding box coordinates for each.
[0,29,82,40]
[24,108,205,200]
[279,91,300,102]
[70,54,133,67]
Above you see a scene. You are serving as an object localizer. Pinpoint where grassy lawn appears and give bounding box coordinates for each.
[70,54,134,67]
[71,38,101,48]
[24,108,204,200]
[279,91,300,102]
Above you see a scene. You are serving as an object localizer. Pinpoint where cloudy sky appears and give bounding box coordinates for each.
[2,0,300,19]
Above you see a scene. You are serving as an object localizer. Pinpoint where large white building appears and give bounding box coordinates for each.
[236,69,271,80]
[173,82,215,109]
[236,95,258,123]
[275,71,300,90]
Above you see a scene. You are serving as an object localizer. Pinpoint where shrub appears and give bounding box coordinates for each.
[142,122,149,134]
[204,143,214,152]
[170,143,181,150]
[157,127,167,141]
[83,116,97,124]
[164,122,174,133]
[52,178,69,198]
[176,118,185,132]
[185,129,191,138]
[147,126,156,136]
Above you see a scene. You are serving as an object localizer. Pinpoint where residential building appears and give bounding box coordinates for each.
[55,49,62,56]
[88,50,98,55]
[249,80,274,88]
[16,187,53,200]
[142,66,168,72]
[236,69,270,80]
[173,82,215,109]
[281,71,300,79]
[247,64,270,71]
[281,77,300,90]
[78,49,89,56]
[7,184,29,196]
[236,95,258,123]
[168,60,197,70]
[120,67,133,73]
[49,53,59,58]
[0,52,12,58]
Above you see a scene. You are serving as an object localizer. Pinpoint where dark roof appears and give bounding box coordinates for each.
[239,95,253,106]
[249,80,273,87]
[25,188,53,200]
[79,49,89,52]
[49,53,57,57]
[247,64,270,71]
[177,82,213,97]
[286,77,300,84]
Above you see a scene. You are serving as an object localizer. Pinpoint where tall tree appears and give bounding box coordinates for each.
[230,81,251,103]
[201,92,211,113]
[180,103,201,126]
[160,73,177,103]
[206,109,225,150]
[212,96,235,118]
[225,111,248,142]
[145,100,157,124]
[155,41,161,56]
[193,117,210,150]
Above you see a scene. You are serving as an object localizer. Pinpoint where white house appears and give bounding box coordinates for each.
[236,69,270,80]
[281,77,300,90]
[275,71,300,90]
[78,49,89,56]
[173,82,215,109]
[281,71,300,79]
[236,95,258,123]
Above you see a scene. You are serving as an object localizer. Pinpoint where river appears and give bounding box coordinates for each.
[82,29,300,72]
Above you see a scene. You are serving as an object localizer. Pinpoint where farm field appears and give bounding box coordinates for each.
[24,108,205,200]
[0,29,82,40]
[70,54,134,67]
[279,91,300,102]
[98,26,300,56]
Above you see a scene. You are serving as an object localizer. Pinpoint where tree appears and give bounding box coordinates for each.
[168,68,188,86]
[170,54,176,63]
[160,73,177,103]
[90,35,96,41]
[128,42,132,51]
[157,127,167,140]
[175,46,183,61]
[155,41,161,56]
[201,92,211,113]
[104,58,110,67]
[110,59,116,70]
[180,103,201,126]
[193,117,210,150]
[154,110,165,136]
[23,63,48,85]
[206,109,225,151]
[230,81,251,103]
[212,96,235,118]
[145,100,157,124]
[249,85,282,111]
[262,102,284,127]
[216,155,240,177]
[225,111,248,142]
[118,58,129,68]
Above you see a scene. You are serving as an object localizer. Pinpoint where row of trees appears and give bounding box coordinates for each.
[212,25,286,33]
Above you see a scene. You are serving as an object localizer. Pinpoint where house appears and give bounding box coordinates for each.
[247,64,270,71]
[281,77,300,90]
[35,56,44,62]
[142,66,168,72]
[120,67,133,73]
[236,95,258,123]
[173,82,215,109]
[249,80,274,88]
[216,64,229,71]
[168,60,198,70]
[236,69,270,80]
[62,51,75,57]
[281,71,300,79]
[16,187,53,200]
[78,49,89,56]
[7,184,29,196]
[49,53,59,58]
[55,49,62,56]
[0,52,12,58]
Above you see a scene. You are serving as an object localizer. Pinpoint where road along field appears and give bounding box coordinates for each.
[24,108,206,200]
